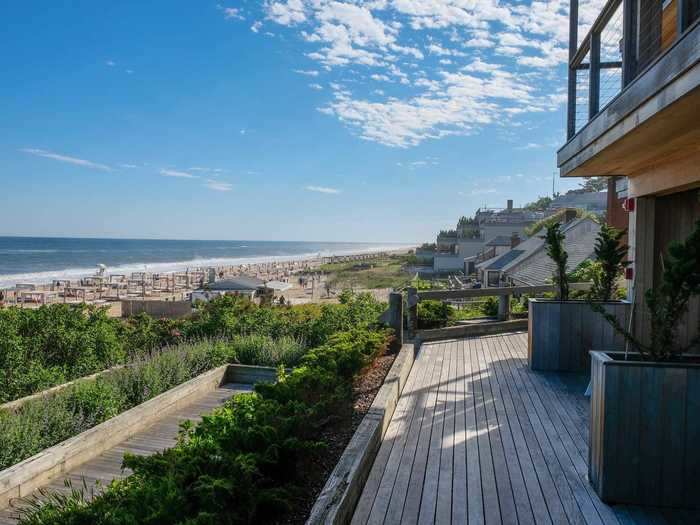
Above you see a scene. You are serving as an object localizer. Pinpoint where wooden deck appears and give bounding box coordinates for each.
[353,332,700,525]
[0,383,250,524]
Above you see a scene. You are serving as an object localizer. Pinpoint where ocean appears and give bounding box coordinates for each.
[0,237,412,289]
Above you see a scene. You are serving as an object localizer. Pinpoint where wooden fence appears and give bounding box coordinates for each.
[384,283,592,342]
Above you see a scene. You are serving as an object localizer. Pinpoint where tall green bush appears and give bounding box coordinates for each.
[544,222,570,301]
[592,221,700,360]
[589,224,628,301]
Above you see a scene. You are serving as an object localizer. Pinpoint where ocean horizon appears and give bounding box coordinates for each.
[0,236,414,289]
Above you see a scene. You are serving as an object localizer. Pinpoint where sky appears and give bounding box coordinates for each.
[0,1,605,243]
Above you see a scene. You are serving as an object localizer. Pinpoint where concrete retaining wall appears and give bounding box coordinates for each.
[0,364,276,508]
[307,343,416,525]
[120,299,192,318]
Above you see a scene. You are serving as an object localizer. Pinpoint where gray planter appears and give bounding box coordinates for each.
[589,351,700,508]
[527,299,630,373]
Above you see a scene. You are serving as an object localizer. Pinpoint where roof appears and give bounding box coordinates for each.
[486,249,525,270]
[477,234,544,272]
[208,276,265,291]
[508,218,600,285]
[550,191,607,210]
[485,235,515,247]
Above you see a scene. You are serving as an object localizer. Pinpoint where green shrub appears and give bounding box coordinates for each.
[17,329,392,525]
[1,341,225,471]
[416,300,452,329]
[0,291,385,403]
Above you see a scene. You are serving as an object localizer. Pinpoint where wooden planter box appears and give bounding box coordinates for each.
[589,351,700,508]
[527,299,630,373]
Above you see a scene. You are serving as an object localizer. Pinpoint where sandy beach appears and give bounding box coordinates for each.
[0,247,414,311]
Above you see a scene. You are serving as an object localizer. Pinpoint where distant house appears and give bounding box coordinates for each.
[549,190,607,213]
[476,217,600,287]
[191,276,266,303]
[431,200,540,274]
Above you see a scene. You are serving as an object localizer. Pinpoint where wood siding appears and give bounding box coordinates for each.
[653,188,700,349]
[528,300,630,373]
[661,0,678,51]
[590,352,700,508]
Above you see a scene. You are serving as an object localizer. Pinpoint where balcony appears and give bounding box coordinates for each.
[557,0,700,178]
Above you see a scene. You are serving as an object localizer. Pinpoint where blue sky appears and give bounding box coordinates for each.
[1,1,604,243]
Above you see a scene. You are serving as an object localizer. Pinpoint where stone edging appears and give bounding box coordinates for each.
[0,363,277,508]
[306,343,416,525]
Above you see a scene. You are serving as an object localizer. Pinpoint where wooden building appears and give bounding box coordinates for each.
[557,0,700,346]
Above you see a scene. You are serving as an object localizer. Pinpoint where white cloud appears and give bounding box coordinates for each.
[294,69,319,76]
[305,185,341,194]
[205,180,233,191]
[222,7,244,20]
[106,60,115,67]
[260,0,589,148]
[251,20,263,32]
[266,0,306,25]
[21,148,111,171]
[471,188,498,195]
[309,83,323,90]
[160,169,198,178]
[119,163,139,169]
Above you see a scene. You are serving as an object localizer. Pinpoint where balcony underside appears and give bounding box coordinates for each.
[558,22,700,178]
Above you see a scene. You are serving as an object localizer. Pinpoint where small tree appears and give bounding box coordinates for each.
[592,221,700,360]
[545,222,569,301]
[590,224,628,301]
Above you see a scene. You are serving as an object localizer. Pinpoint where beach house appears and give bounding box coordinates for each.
[557,0,700,346]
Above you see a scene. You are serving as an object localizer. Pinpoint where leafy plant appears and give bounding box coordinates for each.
[416,300,453,328]
[589,224,628,301]
[544,222,570,301]
[591,221,700,361]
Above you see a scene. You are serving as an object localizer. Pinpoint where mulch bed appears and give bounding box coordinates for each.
[284,349,398,524]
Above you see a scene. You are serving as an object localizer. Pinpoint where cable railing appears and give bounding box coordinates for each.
[566,0,700,140]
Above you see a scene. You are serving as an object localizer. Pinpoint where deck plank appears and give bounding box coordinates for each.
[401,343,445,525]
[355,343,434,525]
[418,341,452,525]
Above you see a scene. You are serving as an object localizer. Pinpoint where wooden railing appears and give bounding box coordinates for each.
[383,283,592,342]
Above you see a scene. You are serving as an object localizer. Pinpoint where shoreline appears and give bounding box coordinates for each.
[0,246,415,308]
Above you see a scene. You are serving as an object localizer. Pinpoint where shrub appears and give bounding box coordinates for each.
[589,224,628,301]
[417,300,452,328]
[591,220,700,361]
[544,222,570,301]
[17,329,392,525]
[0,291,385,403]
[1,341,226,471]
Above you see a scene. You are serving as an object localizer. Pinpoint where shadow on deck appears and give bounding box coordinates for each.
[352,332,700,525]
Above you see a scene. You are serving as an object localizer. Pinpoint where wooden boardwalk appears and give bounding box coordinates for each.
[353,332,700,525]
[0,383,250,524]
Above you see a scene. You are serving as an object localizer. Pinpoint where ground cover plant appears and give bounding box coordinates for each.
[0,291,384,403]
[318,254,414,291]
[17,327,393,525]
[0,341,228,471]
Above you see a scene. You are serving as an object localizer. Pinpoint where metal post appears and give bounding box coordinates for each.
[622,0,638,86]
[567,0,579,139]
[589,30,601,117]
[388,292,403,350]
[677,0,688,34]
